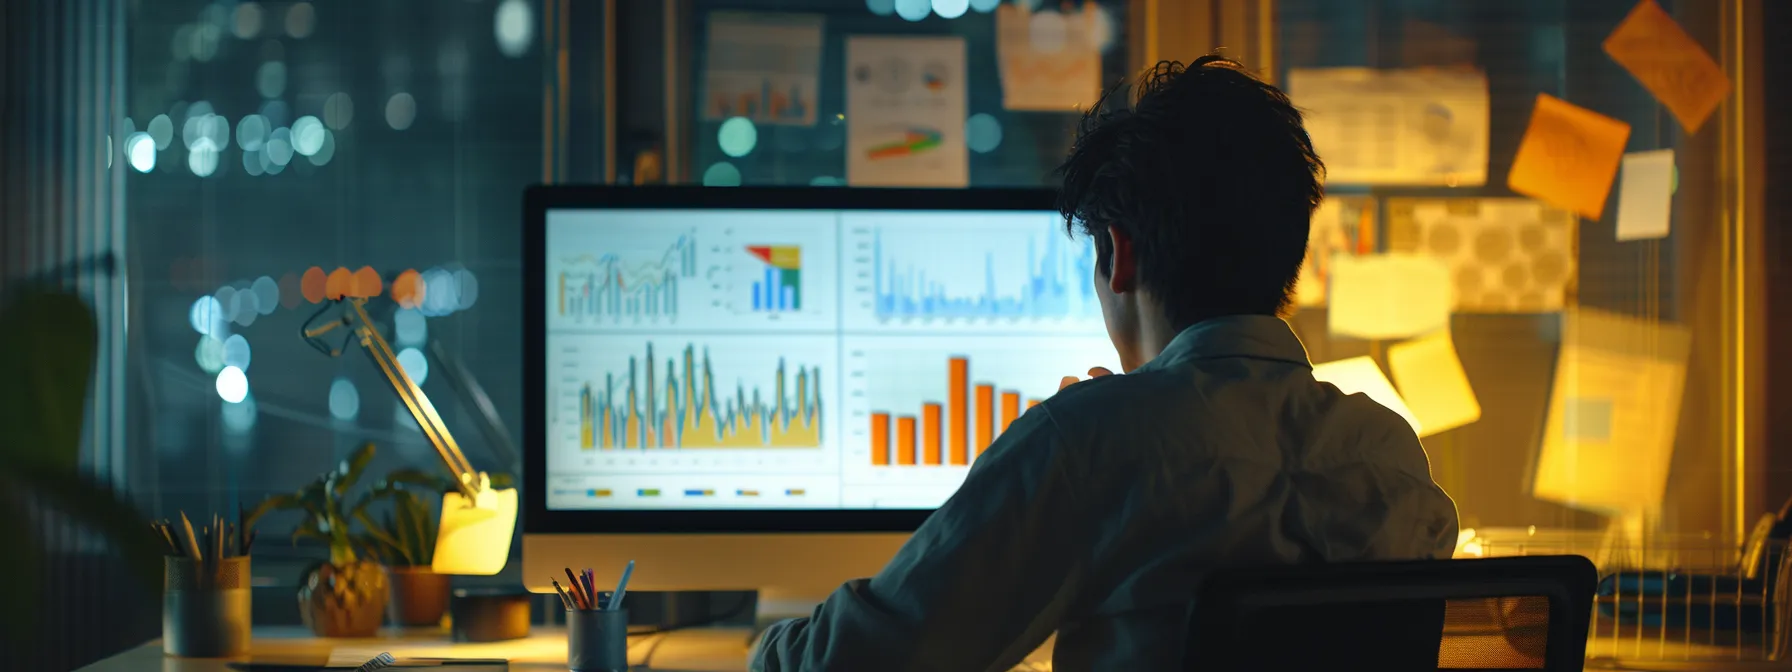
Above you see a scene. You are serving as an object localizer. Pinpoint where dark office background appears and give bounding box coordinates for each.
[3,0,1783,669]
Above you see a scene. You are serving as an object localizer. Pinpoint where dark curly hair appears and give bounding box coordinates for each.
[1055,55,1324,330]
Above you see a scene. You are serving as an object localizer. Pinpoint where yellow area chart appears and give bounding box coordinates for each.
[578,343,822,449]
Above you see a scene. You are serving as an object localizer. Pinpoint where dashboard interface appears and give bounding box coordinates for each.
[544,207,1119,511]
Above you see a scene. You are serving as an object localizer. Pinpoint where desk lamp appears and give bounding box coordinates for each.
[302,297,516,575]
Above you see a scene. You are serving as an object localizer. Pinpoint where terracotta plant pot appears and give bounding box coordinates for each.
[387,566,452,627]
[298,560,389,637]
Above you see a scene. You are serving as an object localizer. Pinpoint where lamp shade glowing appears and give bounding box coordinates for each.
[432,484,518,575]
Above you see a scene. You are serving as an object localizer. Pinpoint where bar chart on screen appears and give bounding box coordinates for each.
[840,335,1117,490]
[840,211,1105,333]
[545,210,839,331]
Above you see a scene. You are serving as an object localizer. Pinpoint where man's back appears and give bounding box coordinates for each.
[1039,315,1458,670]
[751,316,1458,672]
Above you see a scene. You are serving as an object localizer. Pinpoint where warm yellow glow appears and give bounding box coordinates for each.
[432,476,517,576]
[1311,356,1420,436]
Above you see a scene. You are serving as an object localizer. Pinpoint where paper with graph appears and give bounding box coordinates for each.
[845,36,968,187]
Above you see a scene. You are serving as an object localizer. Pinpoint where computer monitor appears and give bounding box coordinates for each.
[522,186,1118,619]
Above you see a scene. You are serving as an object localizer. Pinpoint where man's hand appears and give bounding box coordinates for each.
[1058,367,1115,390]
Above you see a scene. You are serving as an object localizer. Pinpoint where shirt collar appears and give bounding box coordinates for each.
[1135,315,1312,372]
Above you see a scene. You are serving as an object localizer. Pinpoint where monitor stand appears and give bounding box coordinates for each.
[754,588,830,632]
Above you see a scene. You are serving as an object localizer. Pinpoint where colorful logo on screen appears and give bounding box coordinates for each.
[867,128,943,160]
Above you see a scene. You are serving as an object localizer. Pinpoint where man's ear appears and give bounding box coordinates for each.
[1106,224,1137,294]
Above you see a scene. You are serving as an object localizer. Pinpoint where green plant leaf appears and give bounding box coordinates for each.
[245,492,303,530]
[354,510,407,565]
[0,493,38,639]
[334,442,377,498]
[376,468,450,493]
[392,503,419,566]
[0,289,97,472]
[17,461,162,591]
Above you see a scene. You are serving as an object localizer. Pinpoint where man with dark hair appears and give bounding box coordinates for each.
[751,57,1458,672]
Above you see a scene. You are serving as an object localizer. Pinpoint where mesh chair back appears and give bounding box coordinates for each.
[1185,555,1595,671]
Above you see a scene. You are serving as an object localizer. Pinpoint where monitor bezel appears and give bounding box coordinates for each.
[523,185,1063,534]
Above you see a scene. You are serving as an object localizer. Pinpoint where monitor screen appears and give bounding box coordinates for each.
[543,207,1118,511]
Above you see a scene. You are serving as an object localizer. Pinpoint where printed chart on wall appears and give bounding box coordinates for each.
[544,207,1116,511]
[845,36,968,187]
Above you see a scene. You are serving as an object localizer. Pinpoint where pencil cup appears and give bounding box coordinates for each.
[163,556,251,658]
[567,608,628,672]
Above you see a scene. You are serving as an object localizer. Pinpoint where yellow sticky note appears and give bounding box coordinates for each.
[1507,94,1631,220]
[1387,330,1481,437]
[1312,356,1420,436]
[1327,253,1452,340]
[1532,309,1690,515]
[1603,0,1732,133]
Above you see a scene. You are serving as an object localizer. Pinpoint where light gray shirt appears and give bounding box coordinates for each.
[752,315,1460,672]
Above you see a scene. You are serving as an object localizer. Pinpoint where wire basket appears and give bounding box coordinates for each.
[1462,526,1790,663]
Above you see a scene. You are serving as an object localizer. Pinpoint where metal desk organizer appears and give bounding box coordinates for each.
[163,555,251,657]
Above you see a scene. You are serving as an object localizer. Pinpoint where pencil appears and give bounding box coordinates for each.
[564,568,587,609]
[580,570,596,610]
[178,512,203,560]
[551,579,574,611]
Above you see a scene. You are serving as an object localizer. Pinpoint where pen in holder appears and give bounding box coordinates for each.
[163,555,251,657]
[567,607,629,672]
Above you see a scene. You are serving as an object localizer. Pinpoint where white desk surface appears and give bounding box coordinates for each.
[80,626,758,671]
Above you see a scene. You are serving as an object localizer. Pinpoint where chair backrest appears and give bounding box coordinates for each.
[1185,555,1596,671]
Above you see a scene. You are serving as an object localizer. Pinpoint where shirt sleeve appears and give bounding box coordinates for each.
[751,405,1089,672]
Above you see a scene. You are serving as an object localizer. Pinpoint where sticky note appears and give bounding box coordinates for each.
[1603,0,1732,133]
[1312,356,1420,436]
[1508,94,1632,221]
[1615,149,1675,241]
[1387,330,1482,437]
[1327,253,1452,340]
[1532,309,1691,515]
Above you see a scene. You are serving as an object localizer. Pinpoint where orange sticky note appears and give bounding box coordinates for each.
[1507,94,1631,221]
[1602,0,1731,133]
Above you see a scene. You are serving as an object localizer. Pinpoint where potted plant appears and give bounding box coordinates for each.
[359,469,451,628]
[0,287,162,641]
[247,442,390,637]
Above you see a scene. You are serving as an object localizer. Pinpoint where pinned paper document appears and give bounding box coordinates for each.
[1326,253,1451,340]
[1311,356,1420,436]
[1603,0,1732,133]
[1288,68,1490,187]
[702,12,825,126]
[1532,309,1691,515]
[1385,198,1577,314]
[995,3,1102,111]
[1507,94,1631,221]
[1615,149,1675,241]
[1387,330,1481,437]
[1296,197,1376,307]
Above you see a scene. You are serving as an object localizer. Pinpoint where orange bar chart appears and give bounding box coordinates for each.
[869,355,1050,468]
[1000,392,1020,433]
[896,416,917,465]
[922,403,943,465]
[948,357,968,466]
[871,413,890,466]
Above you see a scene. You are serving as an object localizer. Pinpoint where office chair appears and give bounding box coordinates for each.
[1185,555,1596,671]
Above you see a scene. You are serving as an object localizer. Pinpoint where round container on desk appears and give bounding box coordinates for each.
[163,556,251,658]
[567,608,629,672]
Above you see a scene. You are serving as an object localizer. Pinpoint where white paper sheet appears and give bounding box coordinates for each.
[846,36,969,187]
[1288,68,1490,187]
[1615,149,1675,241]
[702,12,824,127]
[1311,356,1420,436]
[1326,253,1452,340]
